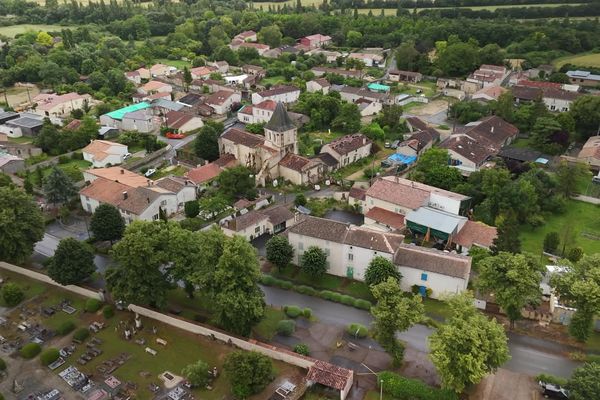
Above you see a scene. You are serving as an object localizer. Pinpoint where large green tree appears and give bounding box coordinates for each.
[0,187,44,263]
[300,246,328,278]
[477,252,544,328]
[555,161,589,198]
[224,351,274,398]
[429,292,510,393]
[212,236,265,336]
[194,124,220,162]
[217,166,256,200]
[331,103,361,134]
[48,238,95,285]
[551,254,600,342]
[266,235,294,272]
[490,213,521,254]
[258,25,282,47]
[371,277,424,366]
[90,204,126,243]
[181,359,211,388]
[409,148,463,191]
[43,167,77,206]
[570,95,600,139]
[364,256,401,287]
[106,221,182,307]
[568,362,600,400]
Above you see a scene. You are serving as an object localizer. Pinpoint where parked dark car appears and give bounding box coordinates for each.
[539,381,569,399]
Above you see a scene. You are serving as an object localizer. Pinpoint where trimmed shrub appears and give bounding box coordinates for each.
[347,323,368,339]
[283,306,302,319]
[379,371,458,400]
[293,343,310,356]
[354,299,372,310]
[56,320,76,336]
[425,288,433,298]
[320,290,335,300]
[340,295,355,306]
[260,275,276,285]
[330,293,342,302]
[1,283,24,307]
[40,348,60,366]
[20,343,41,359]
[411,284,420,295]
[296,285,317,296]
[276,320,296,336]
[73,328,90,342]
[0,357,6,371]
[103,305,115,319]
[85,298,102,313]
[302,308,312,318]
[280,280,293,290]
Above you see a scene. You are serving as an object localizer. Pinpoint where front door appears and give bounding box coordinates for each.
[346,266,354,279]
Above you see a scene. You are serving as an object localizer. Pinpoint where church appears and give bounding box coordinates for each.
[219,102,324,186]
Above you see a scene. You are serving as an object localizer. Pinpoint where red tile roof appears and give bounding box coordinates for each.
[306,360,352,391]
[185,163,222,184]
[365,207,406,230]
[366,179,429,210]
[453,220,497,249]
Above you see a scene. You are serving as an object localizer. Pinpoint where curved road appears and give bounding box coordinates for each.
[261,285,580,378]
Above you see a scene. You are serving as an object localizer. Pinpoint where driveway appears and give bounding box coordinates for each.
[260,285,580,378]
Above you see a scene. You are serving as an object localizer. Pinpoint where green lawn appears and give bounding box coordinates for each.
[0,24,71,37]
[0,270,47,307]
[510,137,533,149]
[28,159,92,186]
[253,308,286,340]
[262,75,287,86]
[7,136,33,144]
[422,298,452,320]
[520,199,600,255]
[554,52,600,69]
[156,58,191,69]
[150,165,187,180]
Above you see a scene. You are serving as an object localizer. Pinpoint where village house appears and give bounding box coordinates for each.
[32,92,92,117]
[467,64,508,89]
[299,34,332,49]
[222,205,296,240]
[305,49,342,63]
[278,153,325,186]
[80,167,196,223]
[451,220,497,254]
[306,78,331,94]
[348,53,385,68]
[566,70,600,87]
[356,98,382,117]
[472,86,507,103]
[186,162,223,187]
[125,70,141,85]
[164,110,204,133]
[338,86,389,105]
[206,61,230,74]
[0,139,42,159]
[440,116,519,174]
[82,140,129,168]
[238,42,271,56]
[205,90,241,115]
[242,64,266,78]
[577,136,600,170]
[512,85,580,112]
[100,102,155,132]
[150,63,177,77]
[135,67,151,80]
[237,100,277,124]
[190,66,216,80]
[405,116,429,132]
[285,216,471,297]
[396,128,440,158]
[388,70,423,83]
[252,86,301,105]
[132,92,171,104]
[233,30,257,43]
[138,80,173,96]
[320,134,372,169]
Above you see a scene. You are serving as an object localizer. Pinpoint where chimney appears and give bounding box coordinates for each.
[147,197,150,204]
[120,169,124,174]
[122,191,128,200]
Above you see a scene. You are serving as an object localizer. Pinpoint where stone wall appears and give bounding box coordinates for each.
[0,261,104,301]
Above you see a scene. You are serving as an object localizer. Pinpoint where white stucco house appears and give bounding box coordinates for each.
[252,86,300,105]
[82,140,129,168]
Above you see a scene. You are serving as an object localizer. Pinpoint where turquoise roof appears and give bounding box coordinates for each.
[105,102,151,120]
[368,83,390,92]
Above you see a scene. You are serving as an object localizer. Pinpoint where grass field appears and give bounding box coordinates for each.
[156,58,191,69]
[520,199,600,255]
[554,52,600,69]
[0,24,70,37]
[28,159,92,186]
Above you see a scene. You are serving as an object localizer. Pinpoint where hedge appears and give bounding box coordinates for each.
[536,373,568,386]
[73,328,90,342]
[379,371,458,400]
[260,275,373,311]
[277,320,296,336]
[40,348,60,366]
[20,343,41,359]
[302,308,312,318]
[85,298,102,313]
[283,305,302,318]
[347,323,368,338]
[56,320,76,336]
[103,305,115,319]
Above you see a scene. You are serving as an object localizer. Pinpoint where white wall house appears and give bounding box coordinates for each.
[320,134,372,170]
[82,140,129,168]
[206,90,241,115]
[252,86,301,105]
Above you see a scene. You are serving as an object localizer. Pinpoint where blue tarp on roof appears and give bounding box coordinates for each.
[387,153,417,165]
[368,83,390,92]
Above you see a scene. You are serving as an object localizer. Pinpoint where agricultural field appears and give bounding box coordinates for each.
[0,24,70,37]
[554,52,600,69]
[2,85,40,108]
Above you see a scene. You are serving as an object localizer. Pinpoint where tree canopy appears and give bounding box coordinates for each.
[300,246,328,278]
[266,235,294,271]
[224,351,274,398]
[0,187,44,264]
[364,256,401,288]
[90,204,126,243]
[43,167,77,206]
[48,238,96,286]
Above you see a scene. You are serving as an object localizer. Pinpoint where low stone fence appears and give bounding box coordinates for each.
[0,261,104,301]
[128,304,315,370]
[124,145,171,171]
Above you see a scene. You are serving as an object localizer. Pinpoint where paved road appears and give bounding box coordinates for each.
[261,285,580,378]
